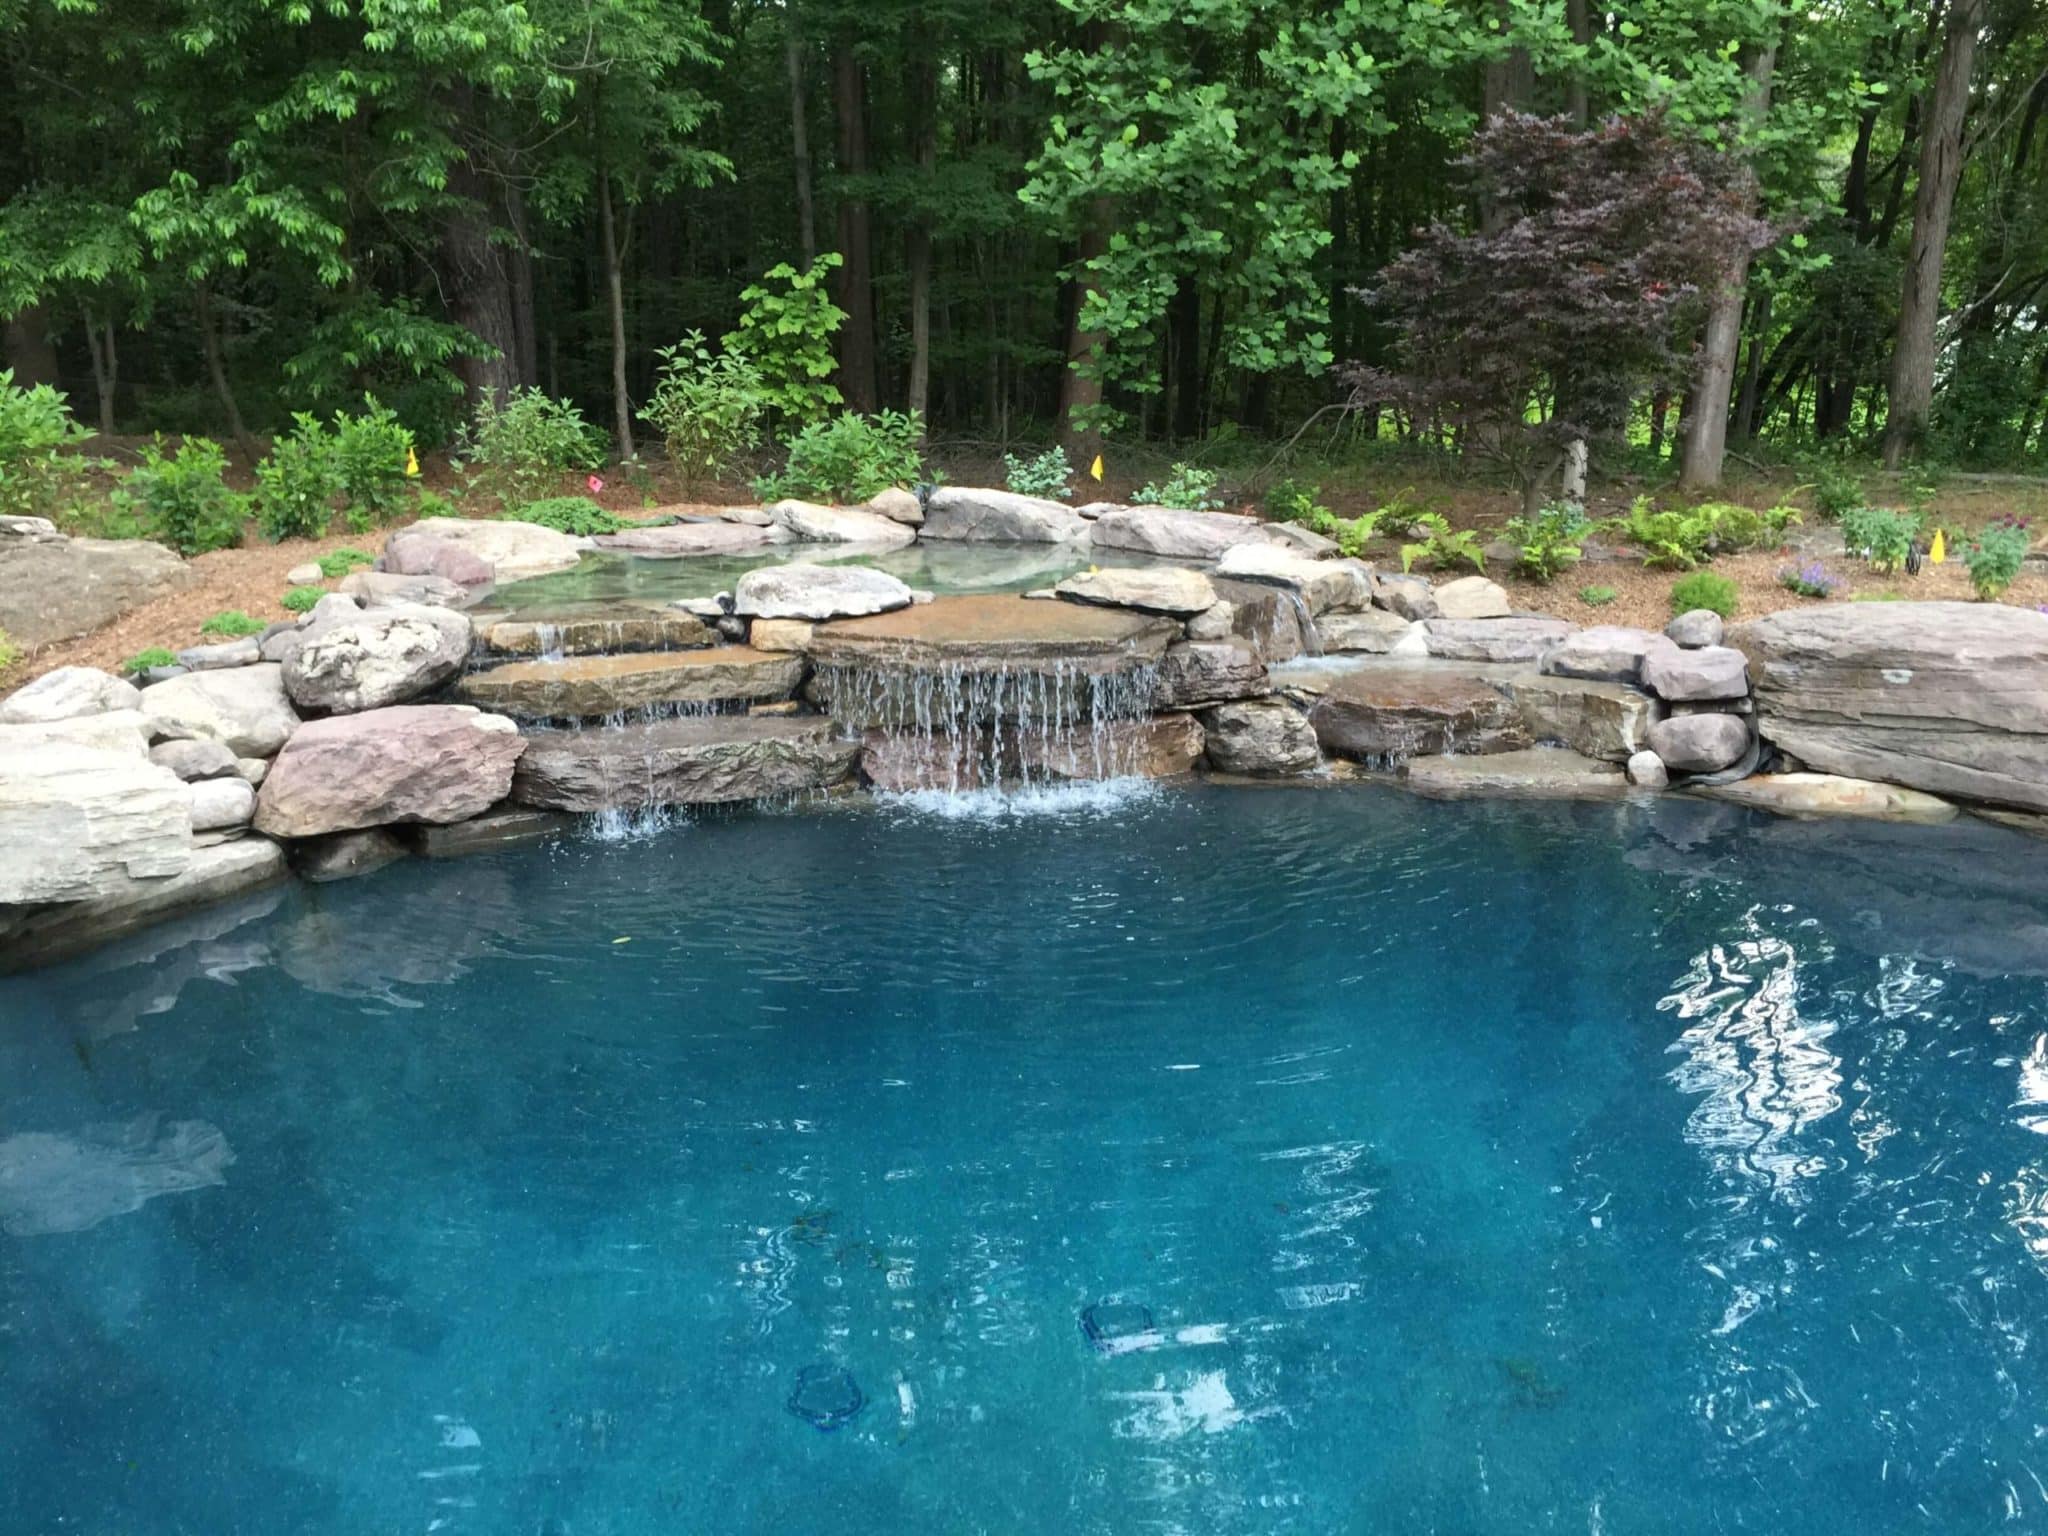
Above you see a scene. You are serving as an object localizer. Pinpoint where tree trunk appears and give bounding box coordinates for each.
[904,56,936,425]
[786,21,817,265]
[1057,197,1113,465]
[1883,0,1983,467]
[1479,1,1534,236]
[506,182,539,389]
[3,303,60,388]
[194,283,260,464]
[832,45,878,415]
[1733,290,1771,443]
[1561,437,1588,509]
[598,168,634,461]
[1680,38,1776,489]
[82,308,118,435]
[1168,277,1201,440]
[437,89,522,412]
[1563,0,1591,125]
[1648,390,1672,458]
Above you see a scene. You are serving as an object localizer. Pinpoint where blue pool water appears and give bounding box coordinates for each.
[6,786,2048,1533]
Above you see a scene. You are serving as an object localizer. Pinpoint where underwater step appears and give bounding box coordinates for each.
[454,646,804,719]
[510,715,859,812]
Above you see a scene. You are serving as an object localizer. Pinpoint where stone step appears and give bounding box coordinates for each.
[475,605,713,657]
[455,646,804,718]
[511,716,859,810]
[807,593,1177,674]
[1401,746,1630,800]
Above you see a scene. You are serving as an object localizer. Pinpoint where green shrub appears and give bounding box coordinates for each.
[514,496,625,536]
[0,627,20,671]
[458,388,604,510]
[114,437,244,555]
[1003,446,1074,500]
[1501,502,1591,583]
[199,609,266,638]
[1400,511,1486,574]
[1838,505,1922,574]
[1263,477,1327,525]
[1608,496,1712,570]
[0,369,96,522]
[643,330,767,490]
[1132,463,1222,511]
[1808,461,1863,520]
[726,255,847,428]
[317,547,374,579]
[1963,516,2030,601]
[1776,560,1839,599]
[1694,501,1799,553]
[121,646,179,675]
[254,414,340,541]
[330,398,416,531]
[280,584,326,614]
[1578,584,1618,607]
[1670,570,1739,619]
[414,489,456,520]
[755,410,924,504]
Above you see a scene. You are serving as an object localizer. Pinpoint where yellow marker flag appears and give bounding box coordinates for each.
[1089,454,1105,482]
[1928,527,1946,564]
[404,445,421,479]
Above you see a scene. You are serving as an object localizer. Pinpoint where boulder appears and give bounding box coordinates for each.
[388,517,584,582]
[140,665,299,757]
[0,710,151,759]
[454,646,805,718]
[867,486,924,526]
[187,776,256,831]
[1307,665,1524,762]
[733,562,916,620]
[1666,609,1725,649]
[1213,547,1372,615]
[1432,575,1511,620]
[1504,675,1658,762]
[767,500,918,548]
[478,608,712,656]
[378,531,495,586]
[1373,572,1438,622]
[150,738,239,781]
[1054,566,1218,617]
[280,603,472,713]
[921,487,1087,543]
[338,570,474,609]
[1088,506,1296,561]
[0,523,192,647]
[289,827,411,882]
[1211,578,1311,664]
[1422,616,1575,664]
[1640,643,1750,703]
[1542,626,1668,684]
[0,839,285,974]
[285,561,324,585]
[1154,640,1268,708]
[0,741,191,903]
[1016,714,1206,781]
[1731,602,2048,812]
[0,666,140,723]
[253,705,526,837]
[1316,609,1416,654]
[806,593,1176,676]
[512,715,859,810]
[1403,746,1629,800]
[1185,601,1236,641]
[1648,712,1752,773]
[592,521,777,557]
[1693,772,1958,824]
[1627,750,1669,788]
[176,638,261,671]
[749,618,814,653]
[235,757,268,785]
[860,730,991,793]
[1199,699,1321,776]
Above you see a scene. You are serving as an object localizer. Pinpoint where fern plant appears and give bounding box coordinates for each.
[1399,511,1485,574]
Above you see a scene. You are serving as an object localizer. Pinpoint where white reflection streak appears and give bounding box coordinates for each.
[2005,1035,2048,1275]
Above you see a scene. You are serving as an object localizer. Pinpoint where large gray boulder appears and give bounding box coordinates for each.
[1089,507,1295,561]
[1213,547,1372,615]
[0,741,191,903]
[922,487,1088,543]
[1640,643,1750,703]
[1317,609,1415,654]
[1648,712,1752,774]
[1431,575,1511,620]
[1732,601,2048,812]
[0,666,141,723]
[1372,572,1438,622]
[254,704,526,838]
[593,521,778,557]
[0,520,192,647]
[512,715,859,810]
[282,604,472,713]
[1307,665,1525,762]
[732,562,915,621]
[1154,640,1268,708]
[0,838,286,973]
[338,570,474,609]
[141,665,300,757]
[1505,675,1658,762]
[767,500,918,548]
[1199,699,1321,776]
[1422,616,1574,664]
[1542,626,1669,684]
[150,738,240,781]
[1055,566,1217,617]
[388,516,584,581]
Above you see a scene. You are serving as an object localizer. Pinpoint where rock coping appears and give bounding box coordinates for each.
[454,646,805,718]
[806,593,1179,674]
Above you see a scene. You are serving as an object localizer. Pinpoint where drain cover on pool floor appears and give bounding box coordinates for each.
[1080,1302,1156,1352]
[787,1363,865,1430]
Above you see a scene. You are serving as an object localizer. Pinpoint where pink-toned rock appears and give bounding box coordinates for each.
[253,705,526,837]
[379,531,495,587]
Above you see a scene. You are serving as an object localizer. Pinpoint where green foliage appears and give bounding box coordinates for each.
[1578,584,1619,607]
[514,497,625,536]
[1694,502,1800,552]
[280,585,326,614]
[643,331,767,490]
[1607,497,1793,571]
[414,491,457,520]
[1776,560,1839,598]
[121,647,179,675]
[1670,570,1739,619]
[458,389,604,510]
[1501,503,1592,583]
[115,437,243,555]
[755,411,924,504]
[254,414,340,541]
[1133,464,1222,511]
[726,256,847,429]
[0,628,20,672]
[1003,447,1074,500]
[0,370,97,522]
[1263,478,1327,525]
[317,547,374,579]
[1806,463,1864,521]
[199,609,266,638]
[1399,511,1485,575]
[1963,517,2030,601]
[1838,505,1922,574]
[329,399,415,532]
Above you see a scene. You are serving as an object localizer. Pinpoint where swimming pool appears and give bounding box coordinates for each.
[5,786,2047,1532]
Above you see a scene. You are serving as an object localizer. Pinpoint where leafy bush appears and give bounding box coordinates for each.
[0,627,20,671]
[726,255,846,428]
[755,410,924,504]
[514,496,625,536]
[1578,584,1618,607]
[1808,462,1863,520]
[1670,570,1738,619]
[0,369,95,522]
[1838,505,1922,574]
[1963,515,2031,601]
[459,388,604,509]
[643,330,768,490]
[414,490,456,520]
[330,398,415,531]
[280,584,326,614]
[1776,560,1838,599]
[1133,463,1222,511]
[1695,501,1799,553]
[1003,446,1074,500]
[254,414,341,541]
[199,609,267,638]
[1501,502,1591,583]
[1400,511,1486,574]
[114,437,244,555]
[317,546,374,579]
[1608,497,1710,570]
[121,646,178,675]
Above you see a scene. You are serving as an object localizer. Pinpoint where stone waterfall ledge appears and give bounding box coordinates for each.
[454,646,805,717]
[806,593,1178,673]
[512,716,860,811]
[474,606,715,657]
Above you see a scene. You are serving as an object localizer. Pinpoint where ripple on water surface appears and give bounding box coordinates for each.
[4,787,2048,1533]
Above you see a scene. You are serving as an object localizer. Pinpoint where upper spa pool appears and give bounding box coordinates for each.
[5,786,2048,1532]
